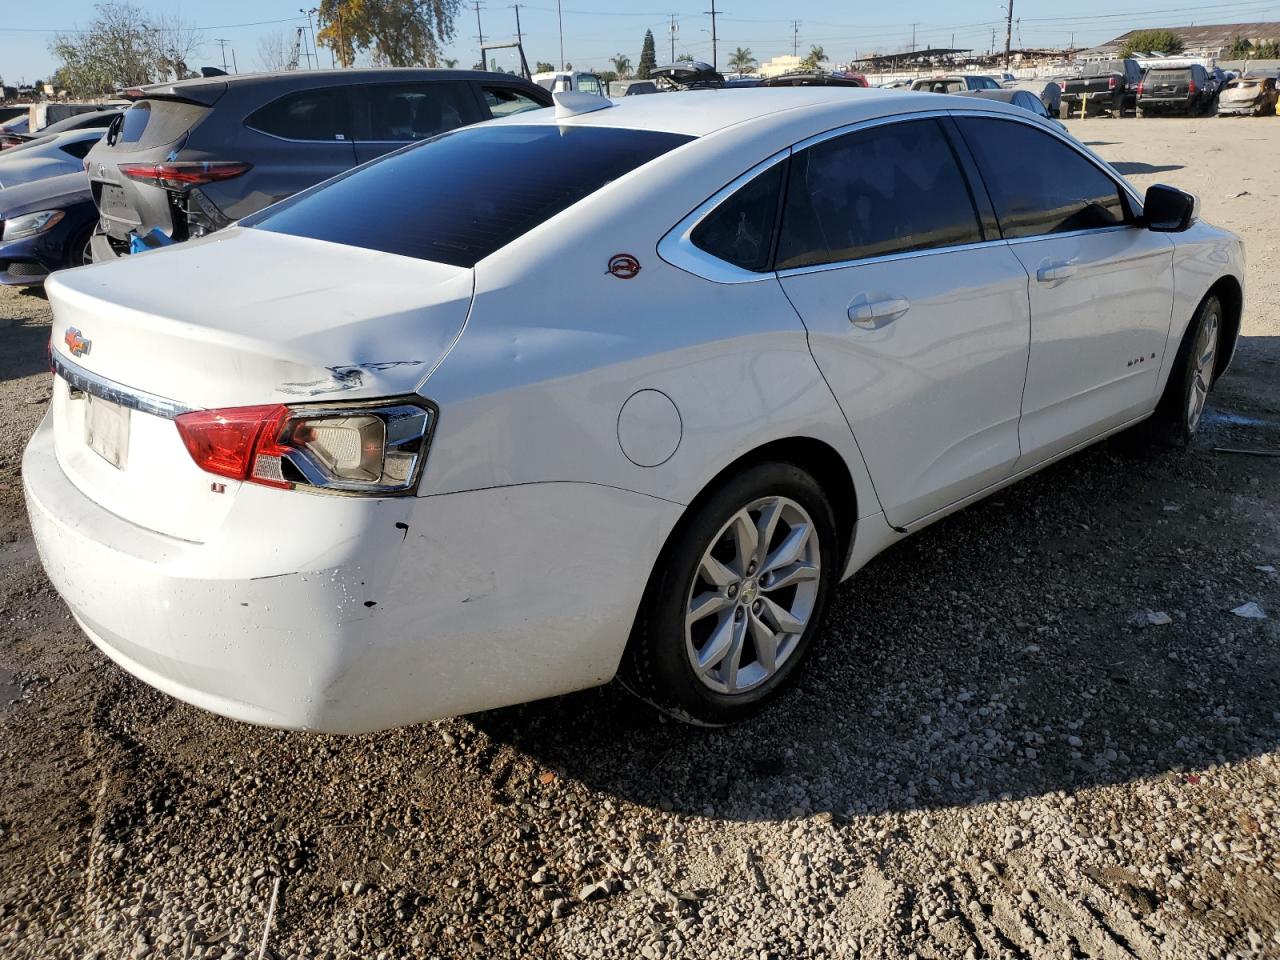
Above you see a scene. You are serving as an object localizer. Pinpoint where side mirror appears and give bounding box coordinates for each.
[1143,184,1199,232]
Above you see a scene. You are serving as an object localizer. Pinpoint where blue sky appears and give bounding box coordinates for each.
[4,0,1280,82]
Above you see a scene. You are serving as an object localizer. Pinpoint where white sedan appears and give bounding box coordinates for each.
[24,89,1243,732]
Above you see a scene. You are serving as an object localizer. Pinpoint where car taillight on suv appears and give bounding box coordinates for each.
[1108,75,1117,90]
[117,161,252,191]
[1137,81,1144,96]
[1188,79,1197,95]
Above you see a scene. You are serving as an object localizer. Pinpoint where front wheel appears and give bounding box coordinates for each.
[1156,294,1221,445]
[622,462,839,725]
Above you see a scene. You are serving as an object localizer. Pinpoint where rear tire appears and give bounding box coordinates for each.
[1154,294,1222,446]
[621,462,839,726]
[66,225,94,269]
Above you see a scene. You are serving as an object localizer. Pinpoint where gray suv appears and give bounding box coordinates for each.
[86,69,552,261]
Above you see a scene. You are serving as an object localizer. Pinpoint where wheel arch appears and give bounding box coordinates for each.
[1205,274,1243,383]
[651,436,860,590]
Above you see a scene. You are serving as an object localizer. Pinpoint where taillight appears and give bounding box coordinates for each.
[1108,75,1117,89]
[1137,82,1144,96]
[117,161,251,191]
[1188,80,1197,94]
[175,400,434,495]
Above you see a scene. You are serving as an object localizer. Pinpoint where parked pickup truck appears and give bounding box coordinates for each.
[1058,59,1143,117]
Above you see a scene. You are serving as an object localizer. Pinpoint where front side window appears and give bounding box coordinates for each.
[956,116,1128,239]
[355,83,473,141]
[247,88,350,141]
[691,162,783,272]
[483,86,546,117]
[247,125,692,267]
[776,118,984,270]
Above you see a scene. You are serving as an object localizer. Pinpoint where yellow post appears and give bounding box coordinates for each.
[1081,92,1088,119]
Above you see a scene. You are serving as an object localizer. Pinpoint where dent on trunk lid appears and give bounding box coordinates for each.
[45,227,475,408]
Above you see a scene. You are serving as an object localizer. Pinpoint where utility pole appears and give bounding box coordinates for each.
[791,20,800,57]
[300,8,319,69]
[1003,0,1013,68]
[669,14,678,63]
[231,48,239,73]
[705,0,718,71]
[474,1,485,68]
[214,38,230,72]
[557,0,565,70]
[910,23,917,54]
[512,3,524,47]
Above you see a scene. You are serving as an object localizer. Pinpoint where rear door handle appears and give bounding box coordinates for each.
[848,295,911,329]
[1036,260,1079,283]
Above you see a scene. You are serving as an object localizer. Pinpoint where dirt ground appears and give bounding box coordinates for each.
[0,116,1278,960]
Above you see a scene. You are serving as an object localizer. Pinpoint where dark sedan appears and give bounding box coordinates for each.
[0,172,96,285]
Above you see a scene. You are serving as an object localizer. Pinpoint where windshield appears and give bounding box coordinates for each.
[246,124,693,267]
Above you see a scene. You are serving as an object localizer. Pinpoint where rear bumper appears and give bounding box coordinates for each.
[1218,100,1264,114]
[23,414,678,732]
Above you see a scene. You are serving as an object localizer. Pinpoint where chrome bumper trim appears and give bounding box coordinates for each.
[54,352,195,420]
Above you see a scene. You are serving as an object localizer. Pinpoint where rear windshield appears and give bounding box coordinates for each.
[112,99,208,150]
[246,124,693,267]
[1146,69,1192,81]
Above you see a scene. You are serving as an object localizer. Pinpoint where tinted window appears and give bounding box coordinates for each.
[113,98,207,149]
[776,119,983,270]
[247,88,350,141]
[247,125,691,267]
[483,86,546,118]
[1147,69,1192,83]
[957,117,1127,239]
[60,138,95,160]
[691,163,783,272]
[356,82,473,141]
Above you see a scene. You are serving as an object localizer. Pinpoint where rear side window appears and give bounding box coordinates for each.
[483,86,546,118]
[776,118,983,270]
[956,117,1127,239]
[247,125,692,267]
[114,99,207,148]
[691,162,783,272]
[577,75,602,95]
[247,88,351,141]
[354,82,475,141]
[60,139,95,160]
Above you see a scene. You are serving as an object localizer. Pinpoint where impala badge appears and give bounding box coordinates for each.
[64,327,91,358]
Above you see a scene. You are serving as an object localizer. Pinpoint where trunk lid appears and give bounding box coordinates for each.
[46,228,473,541]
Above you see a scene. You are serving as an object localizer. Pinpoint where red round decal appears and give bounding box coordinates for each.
[607,253,641,279]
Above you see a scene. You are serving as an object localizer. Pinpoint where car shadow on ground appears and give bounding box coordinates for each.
[475,335,1280,822]
[1109,161,1185,175]
[0,310,53,384]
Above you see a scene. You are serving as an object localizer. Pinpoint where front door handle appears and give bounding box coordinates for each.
[848,295,911,329]
[1036,260,1079,283]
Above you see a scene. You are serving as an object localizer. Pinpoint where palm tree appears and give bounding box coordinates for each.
[443,57,459,68]
[611,53,632,78]
[800,44,825,70]
[728,47,756,73]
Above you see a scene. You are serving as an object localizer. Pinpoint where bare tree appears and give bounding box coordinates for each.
[50,2,201,98]
[257,29,297,72]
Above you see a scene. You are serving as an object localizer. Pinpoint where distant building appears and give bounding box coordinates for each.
[759,55,803,78]
[1095,22,1280,59]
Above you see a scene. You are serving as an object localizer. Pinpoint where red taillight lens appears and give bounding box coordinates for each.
[175,401,433,495]
[1137,82,1144,96]
[1188,80,1196,94]
[1108,75,1117,89]
[175,405,290,487]
[117,161,252,191]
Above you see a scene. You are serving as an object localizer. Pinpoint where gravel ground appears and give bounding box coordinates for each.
[1,117,1278,960]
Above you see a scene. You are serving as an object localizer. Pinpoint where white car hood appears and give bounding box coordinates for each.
[47,226,473,409]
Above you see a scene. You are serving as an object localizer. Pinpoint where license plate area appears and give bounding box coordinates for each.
[84,395,130,470]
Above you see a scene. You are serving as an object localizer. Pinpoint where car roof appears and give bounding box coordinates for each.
[958,89,1019,103]
[492,87,1015,137]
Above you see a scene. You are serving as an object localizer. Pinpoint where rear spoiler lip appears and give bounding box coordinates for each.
[118,80,228,107]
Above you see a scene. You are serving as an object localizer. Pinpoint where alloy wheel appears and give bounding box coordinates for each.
[685,496,821,695]
[1186,308,1219,433]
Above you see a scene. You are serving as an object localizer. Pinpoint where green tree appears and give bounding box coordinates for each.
[799,44,825,70]
[1119,29,1185,57]
[50,2,199,98]
[728,46,755,73]
[535,60,555,73]
[1225,35,1251,58]
[637,28,657,78]
[443,57,459,67]
[676,51,694,63]
[610,53,632,77]
[316,0,463,68]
